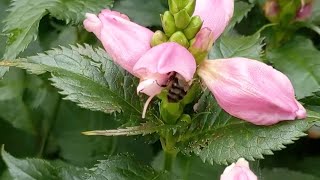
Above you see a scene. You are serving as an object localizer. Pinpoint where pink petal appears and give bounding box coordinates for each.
[134,42,196,81]
[198,58,307,125]
[194,0,234,41]
[83,10,154,76]
[220,158,257,180]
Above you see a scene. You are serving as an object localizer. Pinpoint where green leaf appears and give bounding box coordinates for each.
[226,1,255,31]
[179,92,320,165]
[0,70,34,133]
[113,0,166,27]
[301,91,320,106]
[85,155,177,180]
[1,0,114,76]
[209,32,263,60]
[0,45,155,124]
[2,0,56,60]
[1,147,89,180]
[152,152,224,180]
[261,168,320,180]
[48,0,114,24]
[267,36,320,99]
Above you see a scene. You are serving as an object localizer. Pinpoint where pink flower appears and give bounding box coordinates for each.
[83,10,154,76]
[194,0,234,41]
[220,158,257,180]
[198,58,306,125]
[84,11,197,118]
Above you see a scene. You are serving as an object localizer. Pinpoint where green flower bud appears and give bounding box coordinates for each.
[160,100,184,124]
[151,30,168,47]
[168,0,180,14]
[183,16,203,40]
[179,114,191,124]
[174,9,191,29]
[161,11,176,37]
[185,0,196,16]
[169,31,189,48]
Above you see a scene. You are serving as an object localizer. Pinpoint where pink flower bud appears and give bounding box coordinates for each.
[194,0,234,41]
[220,158,257,180]
[296,2,313,21]
[198,58,306,125]
[83,10,154,76]
[264,0,280,22]
[133,42,196,97]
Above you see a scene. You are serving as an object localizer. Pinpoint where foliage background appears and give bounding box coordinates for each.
[0,0,320,179]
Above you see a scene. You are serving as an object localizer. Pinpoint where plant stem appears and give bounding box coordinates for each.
[164,149,177,171]
[161,130,179,171]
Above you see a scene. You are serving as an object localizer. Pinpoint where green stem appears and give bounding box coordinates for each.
[164,149,177,171]
[161,130,179,171]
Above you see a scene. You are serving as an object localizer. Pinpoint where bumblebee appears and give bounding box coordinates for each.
[165,73,190,103]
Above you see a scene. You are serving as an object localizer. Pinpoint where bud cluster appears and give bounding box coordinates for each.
[151,0,203,49]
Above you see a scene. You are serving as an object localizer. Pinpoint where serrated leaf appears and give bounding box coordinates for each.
[49,0,114,24]
[1,0,114,76]
[267,36,320,99]
[0,45,156,124]
[85,155,177,180]
[2,0,56,60]
[179,93,320,165]
[113,0,166,27]
[1,147,89,180]
[209,32,263,60]
[226,1,255,31]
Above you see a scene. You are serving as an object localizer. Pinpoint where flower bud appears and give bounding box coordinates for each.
[185,0,196,16]
[168,0,180,14]
[160,100,184,124]
[151,30,168,47]
[220,158,257,180]
[264,0,280,22]
[161,11,176,37]
[83,10,153,76]
[174,9,191,29]
[169,31,189,48]
[188,28,214,64]
[296,1,313,21]
[198,58,307,125]
[183,16,203,40]
[194,0,234,41]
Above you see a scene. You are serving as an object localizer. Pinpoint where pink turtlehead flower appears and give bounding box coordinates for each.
[84,11,197,118]
[194,0,234,41]
[220,158,257,180]
[134,42,196,97]
[83,10,154,76]
[134,42,196,118]
[198,58,306,125]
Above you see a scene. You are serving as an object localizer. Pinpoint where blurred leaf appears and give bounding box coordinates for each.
[267,36,320,99]
[209,32,263,60]
[311,0,320,24]
[113,0,166,27]
[178,92,320,165]
[301,91,320,106]
[226,1,255,31]
[0,45,156,124]
[152,152,225,180]
[2,147,89,180]
[85,155,177,180]
[261,168,319,180]
[0,70,35,133]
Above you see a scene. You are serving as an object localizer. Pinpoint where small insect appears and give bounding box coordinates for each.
[165,72,191,103]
